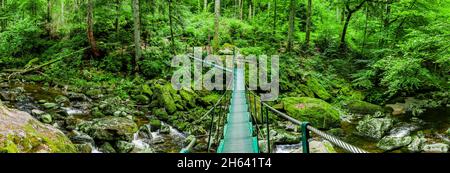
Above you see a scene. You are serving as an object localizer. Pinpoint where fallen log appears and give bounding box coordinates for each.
[6,47,89,79]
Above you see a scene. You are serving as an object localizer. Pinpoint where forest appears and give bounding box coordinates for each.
[0,0,449,153]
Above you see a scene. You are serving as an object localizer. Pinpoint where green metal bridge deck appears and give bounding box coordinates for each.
[217,68,259,153]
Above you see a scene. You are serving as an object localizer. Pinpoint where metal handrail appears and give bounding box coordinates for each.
[246,89,368,153]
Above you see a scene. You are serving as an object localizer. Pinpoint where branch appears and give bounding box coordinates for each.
[6,47,89,79]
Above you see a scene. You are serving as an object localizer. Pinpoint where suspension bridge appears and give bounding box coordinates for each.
[180,49,368,154]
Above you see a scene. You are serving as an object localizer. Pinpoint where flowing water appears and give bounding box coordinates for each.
[1,82,187,153]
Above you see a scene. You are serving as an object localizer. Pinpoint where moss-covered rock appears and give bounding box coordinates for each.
[78,117,138,141]
[301,84,316,98]
[85,89,103,99]
[99,142,116,153]
[55,95,69,104]
[422,143,449,153]
[155,84,177,114]
[180,89,196,108]
[42,102,58,109]
[377,136,412,151]
[282,97,341,129]
[134,94,150,104]
[385,103,407,116]
[153,108,169,121]
[306,78,331,100]
[115,141,134,153]
[75,143,93,153]
[199,93,220,106]
[344,100,384,115]
[40,113,53,124]
[356,117,393,139]
[407,135,426,153]
[0,103,76,153]
[149,119,162,131]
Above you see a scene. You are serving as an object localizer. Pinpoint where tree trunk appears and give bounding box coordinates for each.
[339,12,352,49]
[1,0,5,31]
[287,0,296,52]
[213,0,220,52]
[305,0,312,50]
[204,0,208,12]
[248,3,252,20]
[239,0,243,20]
[339,0,367,50]
[384,0,391,28]
[273,0,277,35]
[168,0,175,54]
[132,0,142,74]
[61,0,65,24]
[87,0,100,57]
[362,5,368,53]
[115,0,120,34]
[47,0,52,23]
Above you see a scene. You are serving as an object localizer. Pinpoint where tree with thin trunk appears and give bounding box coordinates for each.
[115,0,120,34]
[273,0,277,35]
[168,0,175,54]
[132,0,142,74]
[204,0,208,12]
[213,0,220,52]
[287,0,296,52]
[240,0,243,20]
[305,0,312,51]
[339,0,368,50]
[87,0,100,57]
[47,0,51,23]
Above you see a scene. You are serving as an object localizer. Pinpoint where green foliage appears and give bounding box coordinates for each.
[0,18,43,67]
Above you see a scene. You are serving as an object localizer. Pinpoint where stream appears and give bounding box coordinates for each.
[1,82,448,153]
[0,82,188,153]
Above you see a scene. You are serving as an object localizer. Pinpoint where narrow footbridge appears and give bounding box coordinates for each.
[180,49,368,154]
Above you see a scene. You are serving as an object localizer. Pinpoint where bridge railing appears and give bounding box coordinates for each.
[245,89,368,153]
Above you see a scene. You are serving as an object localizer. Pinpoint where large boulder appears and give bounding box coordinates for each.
[385,103,407,116]
[422,143,449,153]
[155,84,177,114]
[282,97,340,129]
[115,141,134,153]
[407,135,427,153]
[344,100,384,115]
[377,136,412,151]
[179,89,196,108]
[356,117,393,139]
[306,78,332,100]
[0,101,76,153]
[78,117,138,141]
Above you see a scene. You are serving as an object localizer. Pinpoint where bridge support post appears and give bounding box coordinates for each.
[265,106,270,153]
[301,122,311,153]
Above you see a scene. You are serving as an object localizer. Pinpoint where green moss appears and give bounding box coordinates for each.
[307,78,332,100]
[0,135,19,153]
[299,84,315,98]
[180,89,196,108]
[323,141,337,153]
[149,119,162,131]
[156,84,177,114]
[142,84,153,96]
[86,89,102,97]
[153,108,169,121]
[282,97,340,129]
[23,123,77,153]
[345,100,384,115]
[134,94,150,104]
[0,121,76,153]
[200,93,220,106]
